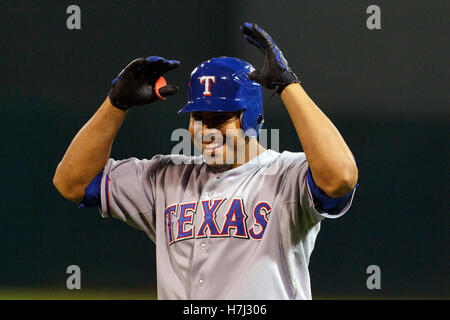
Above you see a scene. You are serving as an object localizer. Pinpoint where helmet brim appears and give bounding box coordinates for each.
[178,98,248,114]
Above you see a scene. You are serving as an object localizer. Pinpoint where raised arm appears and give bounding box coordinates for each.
[240,22,358,198]
[53,56,180,202]
[280,83,358,197]
[53,98,126,202]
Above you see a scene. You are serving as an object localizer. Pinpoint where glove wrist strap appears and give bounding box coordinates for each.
[273,70,300,94]
[108,92,131,111]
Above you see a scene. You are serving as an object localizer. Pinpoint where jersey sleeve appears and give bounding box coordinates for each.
[279,152,357,228]
[306,167,357,216]
[98,155,162,241]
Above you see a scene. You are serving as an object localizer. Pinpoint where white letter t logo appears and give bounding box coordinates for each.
[200,76,216,96]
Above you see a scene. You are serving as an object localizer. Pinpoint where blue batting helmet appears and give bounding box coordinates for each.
[178,57,264,137]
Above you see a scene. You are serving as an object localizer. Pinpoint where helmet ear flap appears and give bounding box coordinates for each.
[240,110,259,137]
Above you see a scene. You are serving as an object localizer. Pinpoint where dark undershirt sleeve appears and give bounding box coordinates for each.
[306,167,358,215]
[78,169,103,209]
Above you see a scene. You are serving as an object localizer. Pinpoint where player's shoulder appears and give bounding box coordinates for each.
[256,150,307,174]
[279,150,307,160]
[269,150,307,165]
[153,154,204,166]
[107,154,204,171]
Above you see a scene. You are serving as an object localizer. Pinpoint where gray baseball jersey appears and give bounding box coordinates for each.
[97,149,355,299]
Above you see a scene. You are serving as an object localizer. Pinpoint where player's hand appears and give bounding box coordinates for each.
[240,22,299,94]
[108,56,180,110]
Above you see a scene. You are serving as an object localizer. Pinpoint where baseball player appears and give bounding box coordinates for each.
[53,23,358,299]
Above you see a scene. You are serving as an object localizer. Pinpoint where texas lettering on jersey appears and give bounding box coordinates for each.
[164,198,271,245]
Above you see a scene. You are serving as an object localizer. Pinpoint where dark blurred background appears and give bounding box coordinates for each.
[0,0,448,299]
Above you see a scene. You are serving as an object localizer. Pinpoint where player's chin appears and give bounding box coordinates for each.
[202,144,227,166]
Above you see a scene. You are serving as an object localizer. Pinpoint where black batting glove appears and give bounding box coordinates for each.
[108,56,180,110]
[240,22,299,94]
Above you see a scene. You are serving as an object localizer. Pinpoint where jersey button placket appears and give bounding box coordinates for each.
[190,207,210,298]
